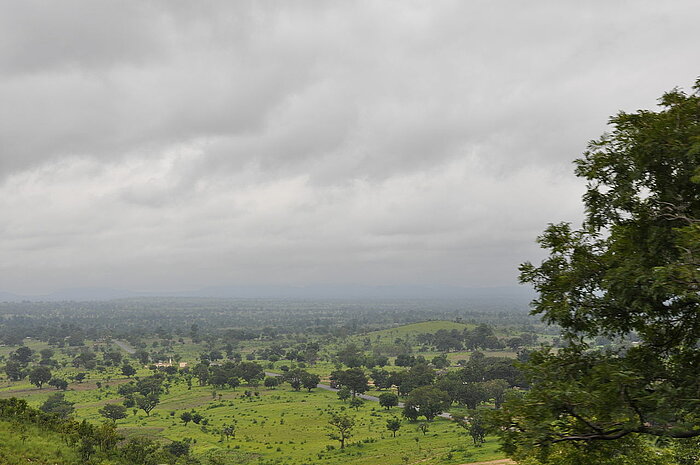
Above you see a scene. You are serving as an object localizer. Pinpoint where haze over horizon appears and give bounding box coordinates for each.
[2,2,699,298]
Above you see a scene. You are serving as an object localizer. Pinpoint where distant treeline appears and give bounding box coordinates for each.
[0,298,546,346]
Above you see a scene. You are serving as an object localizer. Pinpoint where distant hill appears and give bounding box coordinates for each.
[355,320,474,344]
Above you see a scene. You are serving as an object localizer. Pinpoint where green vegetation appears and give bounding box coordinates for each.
[494,80,700,464]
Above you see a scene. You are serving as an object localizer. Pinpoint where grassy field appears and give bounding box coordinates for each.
[1,367,504,465]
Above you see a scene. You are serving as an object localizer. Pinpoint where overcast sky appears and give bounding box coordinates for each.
[1,1,699,296]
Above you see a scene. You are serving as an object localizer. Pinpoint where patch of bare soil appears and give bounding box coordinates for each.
[459,460,515,465]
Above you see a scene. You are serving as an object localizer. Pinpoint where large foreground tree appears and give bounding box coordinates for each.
[495,80,700,463]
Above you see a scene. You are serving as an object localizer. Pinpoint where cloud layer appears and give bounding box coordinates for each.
[2,1,699,295]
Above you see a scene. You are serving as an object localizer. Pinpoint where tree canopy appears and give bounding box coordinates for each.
[495,80,700,462]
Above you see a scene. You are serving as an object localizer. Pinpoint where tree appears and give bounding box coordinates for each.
[264,376,280,388]
[104,350,122,366]
[282,368,305,391]
[455,413,487,447]
[136,375,163,396]
[192,363,210,386]
[301,372,320,392]
[418,422,429,435]
[10,346,33,365]
[180,411,193,425]
[120,437,160,465]
[336,344,364,368]
[236,361,264,385]
[28,366,52,388]
[337,386,351,402]
[94,422,122,452]
[467,411,487,446]
[48,377,68,390]
[402,363,436,393]
[431,353,450,369]
[495,81,700,461]
[134,393,159,416]
[222,421,236,440]
[40,393,74,418]
[328,412,354,449]
[99,404,128,423]
[379,392,399,410]
[402,386,450,421]
[121,363,137,377]
[349,396,364,411]
[4,361,25,381]
[39,348,55,365]
[395,354,416,367]
[482,378,509,408]
[370,368,392,390]
[163,440,190,458]
[331,368,368,396]
[133,349,150,365]
[386,417,401,437]
[455,382,487,410]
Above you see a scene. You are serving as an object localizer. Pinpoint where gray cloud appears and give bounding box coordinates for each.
[1,1,699,295]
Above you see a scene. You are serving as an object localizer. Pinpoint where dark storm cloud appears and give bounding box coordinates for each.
[1,1,699,294]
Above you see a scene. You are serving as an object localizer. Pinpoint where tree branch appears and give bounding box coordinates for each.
[549,426,700,443]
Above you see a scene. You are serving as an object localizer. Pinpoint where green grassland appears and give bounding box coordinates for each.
[1,371,503,465]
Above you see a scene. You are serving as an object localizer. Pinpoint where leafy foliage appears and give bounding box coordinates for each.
[496,80,700,462]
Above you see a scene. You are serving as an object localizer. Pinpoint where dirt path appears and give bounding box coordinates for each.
[458,460,515,465]
[0,377,133,398]
[113,339,136,354]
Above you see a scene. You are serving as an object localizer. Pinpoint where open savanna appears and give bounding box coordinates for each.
[2,369,503,465]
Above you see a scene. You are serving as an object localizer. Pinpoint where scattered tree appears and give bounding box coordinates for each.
[403,386,450,421]
[386,417,401,437]
[4,361,25,381]
[28,366,52,388]
[379,392,399,410]
[349,396,364,411]
[301,372,321,392]
[337,386,351,402]
[180,411,193,426]
[99,404,128,423]
[418,422,429,436]
[331,368,368,396]
[121,363,137,378]
[163,440,190,458]
[328,412,355,449]
[133,393,159,416]
[48,377,68,390]
[39,393,75,418]
[221,421,236,441]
